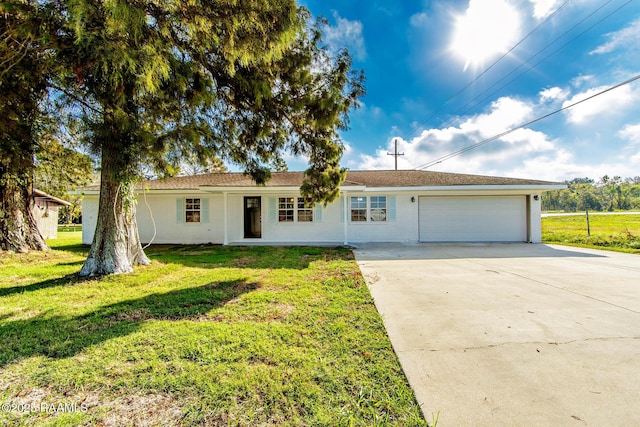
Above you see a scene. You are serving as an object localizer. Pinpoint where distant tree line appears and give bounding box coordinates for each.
[542,176,640,212]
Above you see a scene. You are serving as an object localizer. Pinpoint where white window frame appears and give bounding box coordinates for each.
[369,196,387,222]
[278,197,295,222]
[350,196,368,222]
[278,196,314,223]
[185,197,201,223]
[350,196,387,223]
[297,198,314,222]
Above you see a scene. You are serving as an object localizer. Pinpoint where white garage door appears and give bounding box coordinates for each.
[419,196,527,242]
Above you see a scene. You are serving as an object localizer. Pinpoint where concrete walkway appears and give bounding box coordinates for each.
[355,243,640,426]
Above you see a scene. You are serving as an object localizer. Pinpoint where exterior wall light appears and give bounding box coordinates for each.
[411,196,415,203]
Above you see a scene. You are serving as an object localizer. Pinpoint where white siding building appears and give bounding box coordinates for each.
[81,170,565,246]
[33,189,71,239]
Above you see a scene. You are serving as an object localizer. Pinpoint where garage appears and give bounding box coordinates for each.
[419,196,527,242]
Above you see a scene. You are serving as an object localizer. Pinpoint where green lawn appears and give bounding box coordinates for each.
[0,232,425,426]
[542,214,640,254]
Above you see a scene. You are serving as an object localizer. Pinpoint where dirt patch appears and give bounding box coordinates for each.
[0,380,184,427]
[265,302,295,322]
[99,392,183,427]
[112,308,150,322]
[229,257,256,268]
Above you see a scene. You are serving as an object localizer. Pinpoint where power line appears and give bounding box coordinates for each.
[413,0,633,171]
[444,0,629,124]
[400,0,573,141]
[415,73,640,170]
[442,0,572,113]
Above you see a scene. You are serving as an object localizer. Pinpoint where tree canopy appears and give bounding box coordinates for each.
[0,0,62,252]
[542,176,640,212]
[1,1,365,271]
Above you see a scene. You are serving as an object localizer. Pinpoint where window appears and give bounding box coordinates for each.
[278,197,314,222]
[370,196,387,222]
[278,197,294,222]
[185,198,201,223]
[297,198,313,222]
[350,196,367,222]
[350,196,388,222]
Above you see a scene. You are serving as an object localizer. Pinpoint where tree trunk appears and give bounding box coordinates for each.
[0,159,48,253]
[79,148,150,277]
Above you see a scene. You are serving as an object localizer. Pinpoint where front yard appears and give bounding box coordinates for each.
[0,233,425,426]
[542,213,640,254]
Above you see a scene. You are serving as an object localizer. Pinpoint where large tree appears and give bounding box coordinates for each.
[0,1,59,252]
[65,1,364,276]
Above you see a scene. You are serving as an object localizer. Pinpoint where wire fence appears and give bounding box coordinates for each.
[58,224,82,232]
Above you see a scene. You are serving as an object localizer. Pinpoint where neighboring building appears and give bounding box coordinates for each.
[81,170,565,246]
[33,189,71,239]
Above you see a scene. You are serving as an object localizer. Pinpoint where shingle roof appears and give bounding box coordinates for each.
[342,170,558,187]
[84,170,561,191]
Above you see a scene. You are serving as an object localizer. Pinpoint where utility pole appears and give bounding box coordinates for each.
[387,138,404,170]
[585,207,591,236]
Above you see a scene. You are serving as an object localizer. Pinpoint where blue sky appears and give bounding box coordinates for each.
[292,0,640,181]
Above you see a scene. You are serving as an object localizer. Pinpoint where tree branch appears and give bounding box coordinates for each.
[48,83,103,116]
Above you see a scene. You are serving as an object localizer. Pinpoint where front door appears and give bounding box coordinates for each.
[244,197,262,238]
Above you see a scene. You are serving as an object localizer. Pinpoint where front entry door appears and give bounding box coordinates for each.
[244,197,262,238]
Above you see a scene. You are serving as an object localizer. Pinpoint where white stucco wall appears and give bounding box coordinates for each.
[82,194,224,245]
[82,197,98,245]
[226,193,345,244]
[227,192,419,244]
[342,192,418,243]
[528,194,543,243]
[81,189,546,245]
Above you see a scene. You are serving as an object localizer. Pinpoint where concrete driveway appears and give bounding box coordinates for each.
[355,243,640,426]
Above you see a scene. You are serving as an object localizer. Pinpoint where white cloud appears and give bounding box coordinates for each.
[528,0,562,19]
[410,12,428,28]
[570,75,595,88]
[506,148,640,182]
[619,123,640,165]
[323,12,366,61]
[562,84,636,124]
[590,19,640,55]
[355,96,555,178]
[349,88,640,181]
[459,97,533,136]
[539,86,569,103]
[619,123,640,143]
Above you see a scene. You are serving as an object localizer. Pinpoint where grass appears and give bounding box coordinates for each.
[57,225,82,233]
[542,213,640,254]
[0,232,426,426]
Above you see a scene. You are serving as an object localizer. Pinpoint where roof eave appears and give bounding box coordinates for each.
[361,184,567,192]
[33,190,72,206]
[79,183,566,195]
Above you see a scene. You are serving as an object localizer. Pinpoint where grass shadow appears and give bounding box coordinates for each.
[0,279,258,367]
[0,273,86,298]
[46,243,89,255]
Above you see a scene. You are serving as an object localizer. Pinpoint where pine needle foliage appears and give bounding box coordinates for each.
[2,0,365,274]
